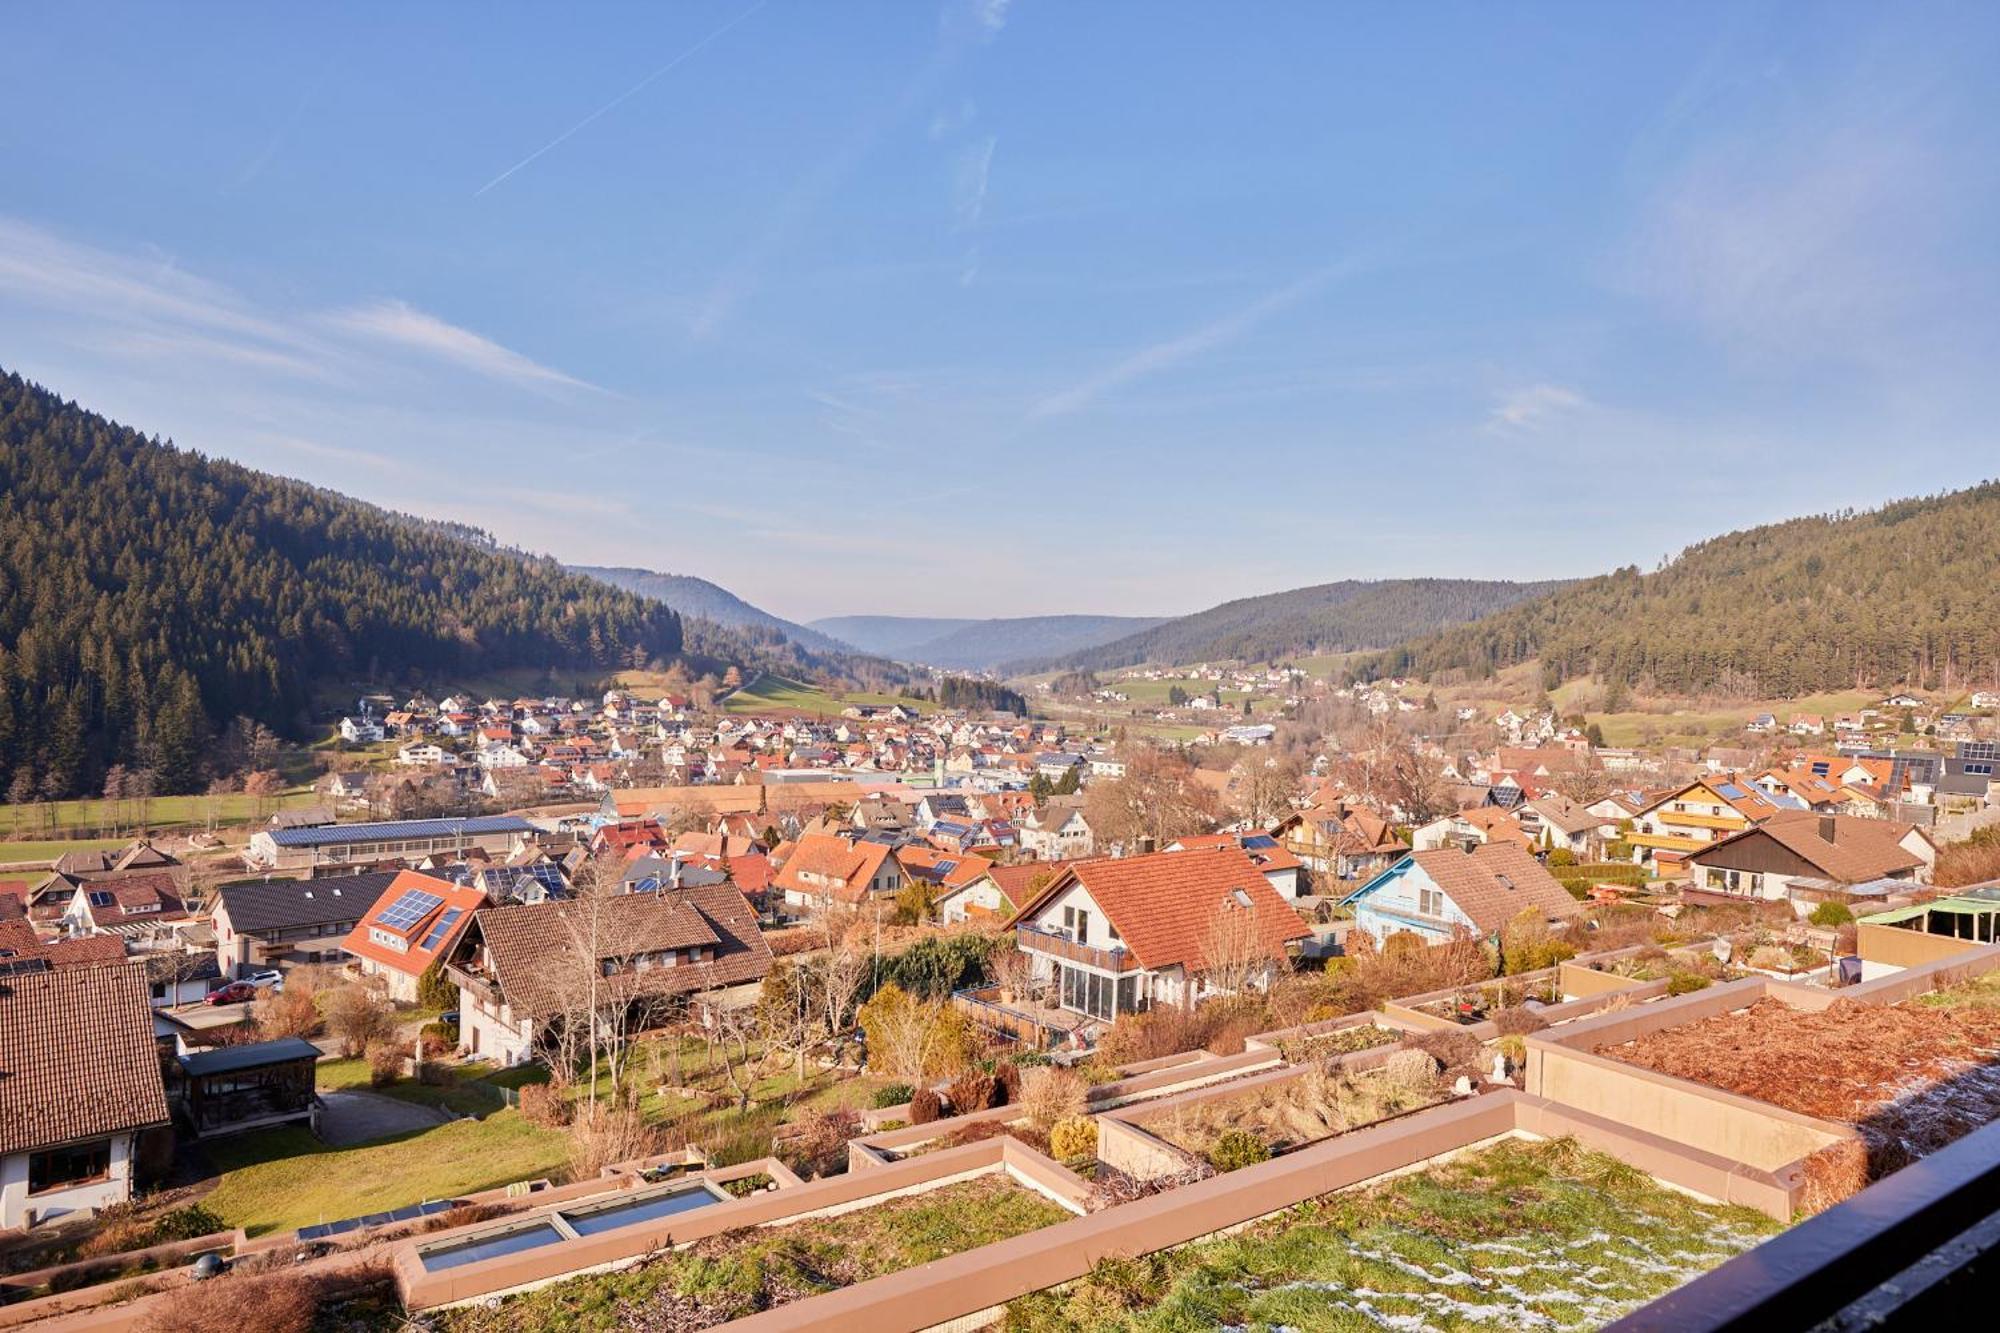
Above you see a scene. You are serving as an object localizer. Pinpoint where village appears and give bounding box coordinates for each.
[0,665,1997,1329]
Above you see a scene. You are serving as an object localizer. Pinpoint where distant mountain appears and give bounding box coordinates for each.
[808,617,978,657]
[575,566,851,654]
[1019,579,1570,674]
[812,614,1168,670]
[1367,483,2000,697]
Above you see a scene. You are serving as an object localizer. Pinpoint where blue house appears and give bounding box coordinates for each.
[1339,843,1581,947]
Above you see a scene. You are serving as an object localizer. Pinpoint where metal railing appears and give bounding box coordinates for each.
[1014,924,1142,973]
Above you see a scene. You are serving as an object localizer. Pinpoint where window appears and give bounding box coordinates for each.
[29,1140,111,1194]
[1418,888,1444,917]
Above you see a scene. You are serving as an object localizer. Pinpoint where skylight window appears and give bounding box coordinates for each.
[418,907,464,952]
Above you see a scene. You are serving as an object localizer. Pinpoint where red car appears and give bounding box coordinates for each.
[204,982,257,1006]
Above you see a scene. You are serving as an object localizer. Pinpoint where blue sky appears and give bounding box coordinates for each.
[2,1,1997,621]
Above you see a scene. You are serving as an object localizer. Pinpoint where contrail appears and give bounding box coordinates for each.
[474,0,768,198]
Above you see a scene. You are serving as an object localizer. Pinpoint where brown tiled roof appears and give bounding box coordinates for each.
[0,960,169,1155]
[1406,843,1582,934]
[470,883,773,1021]
[75,870,190,927]
[338,870,485,978]
[1693,810,1926,883]
[1011,848,1309,973]
[770,833,898,904]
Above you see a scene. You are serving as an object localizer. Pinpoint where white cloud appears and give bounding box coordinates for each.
[974,0,1012,36]
[1489,383,1587,430]
[324,299,597,392]
[953,135,998,229]
[1031,262,1358,418]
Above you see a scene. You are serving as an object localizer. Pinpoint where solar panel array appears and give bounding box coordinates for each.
[418,906,464,951]
[297,1198,454,1241]
[377,889,444,931]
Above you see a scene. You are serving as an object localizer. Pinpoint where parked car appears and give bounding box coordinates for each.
[247,970,284,992]
[204,981,256,1006]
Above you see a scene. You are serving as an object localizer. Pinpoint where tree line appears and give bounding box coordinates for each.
[0,370,685,799]
[1362,483,2000,698]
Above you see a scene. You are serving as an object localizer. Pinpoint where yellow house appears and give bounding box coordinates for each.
[1627,775,1782,869]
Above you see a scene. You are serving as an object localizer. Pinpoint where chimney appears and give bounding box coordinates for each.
[1818,814,1837,844]
[1137,836,1156,855]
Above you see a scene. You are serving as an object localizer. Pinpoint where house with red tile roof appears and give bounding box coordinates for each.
[58,870,192,936]
[338,870,486,1003]
[771,833,908,917]
[1004,849,1310,1019]
[0,959,169,1228]
[1163,832,1305,899]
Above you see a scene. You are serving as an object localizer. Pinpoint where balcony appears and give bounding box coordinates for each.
[1015,924,1142,973]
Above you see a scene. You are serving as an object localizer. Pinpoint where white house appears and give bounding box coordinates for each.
[339,716,385,744]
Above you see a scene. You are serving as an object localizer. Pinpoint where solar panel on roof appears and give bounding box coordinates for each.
[377,889,444,931]
[418,906,464,951]
[1242,834,1278,848]
[1716,783,1746,799]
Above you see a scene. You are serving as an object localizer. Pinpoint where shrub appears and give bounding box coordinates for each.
[416,959,457,1011]
[422,1202,505,1233]
[148,1204,226,1243]
[782,1109,858,1179]
[253,986,321,1040]
[1206,1129,1271,1172]
[1809,901,1855,928]
[139,1271,321,1333]
[418,1020,460,1051]
[517,1082,570,1128]
[1019,1067,1087,1131]
[1496,1033,1527,1065]
[871,1082,914,1109]
[322,984,396,1058]
[909,1087,942,1124]
[1489,1005,1549,1037]
[947,1071,998,1115]
[1049,1115,1098,1161]
[1382,1047,1439,1092]
[1546,848,1578,868]
[1666,971,1712,996]
[993,1059,1022,1104]
[858,982,983,1078]
[364,1040,402,1086]
[1408,1029,1482,1080]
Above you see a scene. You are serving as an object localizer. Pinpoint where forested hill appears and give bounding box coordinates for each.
[0,371,687,799]
[815,613,1168,670]
[1364,483,2000,696]
[574,565,852,655]
[1016,579,1568,674]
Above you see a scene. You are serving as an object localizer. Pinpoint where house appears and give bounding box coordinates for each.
[1341,843,1582,948]
[1019,798,1095,861]
[1516,795,1615,857]
[213,871,397,979]
[1006,849,1310,1019]
[0,960,170,1229]
[60,871,192,937]
[397,743,450,767]
[141,951,222,1007]
[771,833,907,917]
[1273,805,1408,882]
[1164,832,1307,900]
[338,871,486,1003]
[339,716,385,744]
[938,860,1068,926]
[1625,776,1782,870]
[1685,811,1935,906]
[51,840,180,878]
[1747,713,1778,735]
[446,884,773,1066]
[1409,806,1533,853]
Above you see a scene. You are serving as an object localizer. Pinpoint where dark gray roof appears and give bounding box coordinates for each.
[178,1037,323,1078]
[264,816,536,849]
[216,872,397,933]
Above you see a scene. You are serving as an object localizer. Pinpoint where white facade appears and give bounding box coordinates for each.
[1,1133,140,1230]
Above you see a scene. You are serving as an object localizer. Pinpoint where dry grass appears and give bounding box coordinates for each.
[1147,1064,1444,1159]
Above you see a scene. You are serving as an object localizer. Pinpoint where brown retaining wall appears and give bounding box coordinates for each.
[1856,922,1990,972]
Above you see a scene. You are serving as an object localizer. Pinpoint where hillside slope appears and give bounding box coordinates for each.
[808,616,979,657]
[575,566,850,654]
[1020,579,1568,674]
[1367,484,2000,696]
[818,614,1168,669]
[0,371,687,798]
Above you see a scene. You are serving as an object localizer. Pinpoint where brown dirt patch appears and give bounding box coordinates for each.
[1605,997,2000,1177]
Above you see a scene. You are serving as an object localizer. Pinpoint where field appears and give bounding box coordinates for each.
[721,672,928,718]
[435,1174,1072,1332]
[0,837,129,867]
[200,1114,570,1237]
[1006,1138,1779,1331]
[0,789,324,846]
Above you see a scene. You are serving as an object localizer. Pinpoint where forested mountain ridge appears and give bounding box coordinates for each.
[0,370,692,799]
[1363,483,2000,696]
[574,565,852,654]
[1017,579,1569,674]
[816,613,1168,669]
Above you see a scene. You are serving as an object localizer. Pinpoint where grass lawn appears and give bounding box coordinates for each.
[316,1057,510,1118]
[201,1113,569,1237]
[722,672,928,718]
[1008,1138,1779,1331]
[436,1173,1071,1332]
[0,789,324,845]
[0,837,128,866]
